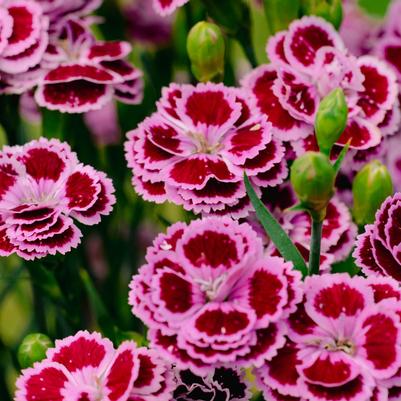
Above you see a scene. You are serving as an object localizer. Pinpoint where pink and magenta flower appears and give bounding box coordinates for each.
[255,273,401,401]
[242,16,398,151]
[15,331,174,401]
[125,82,287,218]
[0,137,115,260]
[0,0,49,93]
[34,18,143,113]
[374,1,401,85]
[353,192,401,282]
[128,217,302,373]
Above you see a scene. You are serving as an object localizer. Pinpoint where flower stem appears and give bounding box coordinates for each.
[309,217,323,276]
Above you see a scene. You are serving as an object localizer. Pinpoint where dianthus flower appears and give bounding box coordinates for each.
[15,331,174,401]
[0,0,48,92]
[353,192,401,282]
[33,18,143,113]
[374,1,401,85]
[152,0,189,16]
[248,185,357,271]
[0,138,115,260]
[255,274,401,401]
[129,217,302,373]
[125,83,287,218]
[173,367,251,401]
[242,16,399,150]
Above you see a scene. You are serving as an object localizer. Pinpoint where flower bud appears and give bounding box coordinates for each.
[18,333,53,369]
[290,152,336,219]
[301,0,343,29]
[187,21,225,83]
[315,88,348,156]
[352,160,393,226]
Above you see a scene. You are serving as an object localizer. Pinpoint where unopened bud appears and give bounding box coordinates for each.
[301,0,343,29]
[315,88,348,156]
[18,333,53,369]
[353,161,393,226]
[290,152,336,219]
[187,22,225,83]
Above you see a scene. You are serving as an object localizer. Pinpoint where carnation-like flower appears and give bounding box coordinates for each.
[129,217,302,373]
[242,16,398,150]
[255,274,401,401]
[353,193,401,281]
[34,18,143,113]
[152,0,189,16]
[15,331,174,401]
[125,83,287,218]
[0,0,49,92]
[0,138,115,260]
[173,367,251,401]
[374,0,401,84]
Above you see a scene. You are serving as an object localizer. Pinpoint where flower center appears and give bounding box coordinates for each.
[188,132,222,154]
[324,338,355,355]
[195,274,227,301]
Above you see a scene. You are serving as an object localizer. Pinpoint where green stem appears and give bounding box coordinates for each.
[309,218,323,275]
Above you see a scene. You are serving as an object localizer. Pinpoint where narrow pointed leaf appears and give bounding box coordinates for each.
[244,174,308,277]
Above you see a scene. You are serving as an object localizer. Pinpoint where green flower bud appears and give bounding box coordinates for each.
[290,152,336,219]
[18,333,53,369]
[352,160,393,226]
[315,88,348,156]
[301,0,343,29]
[187,22,225,83]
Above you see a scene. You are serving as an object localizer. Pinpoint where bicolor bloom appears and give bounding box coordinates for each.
[34,18,143,113]
[125,83,287,218]
[374,1,401,85]
[15,331,174,401]
[255,274,401,401]
[152,0,189,16]
[0,138,115,260]
[0,0,49,93]
[242,16,399,150]
[354,193,401,282]
[173,367,251,401]
[129,217,302,373]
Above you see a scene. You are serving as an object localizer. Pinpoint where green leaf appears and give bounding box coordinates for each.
[333,141,351,174]
[244,174,308,277]
[79,269,117,342]
[41,108,65,140]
